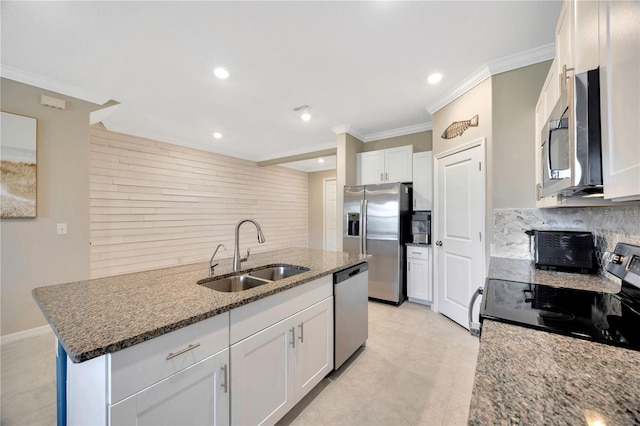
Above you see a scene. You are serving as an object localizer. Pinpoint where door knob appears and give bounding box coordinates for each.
[435,241,443,246]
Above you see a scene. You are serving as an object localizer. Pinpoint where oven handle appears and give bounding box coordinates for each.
[468,286,484,337]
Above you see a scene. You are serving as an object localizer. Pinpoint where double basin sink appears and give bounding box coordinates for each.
[198,264,310,292]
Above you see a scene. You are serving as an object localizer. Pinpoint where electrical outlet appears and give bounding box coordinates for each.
[57,223,67,235]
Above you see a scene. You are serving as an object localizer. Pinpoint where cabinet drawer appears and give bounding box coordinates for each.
[230,275,332,344]
[110,312,229,404]
[407,247,430,260]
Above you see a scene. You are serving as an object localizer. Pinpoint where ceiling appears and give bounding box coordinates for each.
[1,1,562,171]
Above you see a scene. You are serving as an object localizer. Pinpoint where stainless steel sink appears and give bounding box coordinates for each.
[248,265,309,281]
[198,264,310,292]
[198,275,270,292]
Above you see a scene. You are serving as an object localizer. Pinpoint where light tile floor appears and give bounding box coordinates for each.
[278,301,480,426]
[0,301,479,426]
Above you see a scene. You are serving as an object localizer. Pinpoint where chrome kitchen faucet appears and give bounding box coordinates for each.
[233,219,266,271]
[209,244,226,276]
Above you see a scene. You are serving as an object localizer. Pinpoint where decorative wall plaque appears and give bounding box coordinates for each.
[442,114,479,139]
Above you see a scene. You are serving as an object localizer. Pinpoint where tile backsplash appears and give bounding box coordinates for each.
[492,206,640,270]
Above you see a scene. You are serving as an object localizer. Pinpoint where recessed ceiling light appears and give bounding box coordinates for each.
[318,158,324,163]
[213,67,229,79]
[427,73,443,84]
[213,132,222,139]
[301,112,311,122]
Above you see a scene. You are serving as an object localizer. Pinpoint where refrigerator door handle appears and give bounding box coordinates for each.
[359,200,364,255]
[362,199,368,255]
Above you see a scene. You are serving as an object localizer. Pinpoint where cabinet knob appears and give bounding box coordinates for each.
[435,241,443,246]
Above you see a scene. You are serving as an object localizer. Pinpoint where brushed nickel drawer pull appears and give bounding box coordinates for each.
[166,343,200,360]
[221,364,228,393]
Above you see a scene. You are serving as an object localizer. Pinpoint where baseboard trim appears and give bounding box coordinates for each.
[1,325,53,345]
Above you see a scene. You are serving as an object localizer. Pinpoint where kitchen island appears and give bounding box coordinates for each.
[33,247,369,426]
[468,257,640,425]
[33,247,366,362]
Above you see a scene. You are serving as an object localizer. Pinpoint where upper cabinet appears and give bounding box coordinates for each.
[535,0,640,205]
[599,0,640,201]
[413,152,433,211]
[358,145,413,185]
[555,0,574,95]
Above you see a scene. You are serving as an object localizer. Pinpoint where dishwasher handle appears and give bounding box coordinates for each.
[333,262,368,284]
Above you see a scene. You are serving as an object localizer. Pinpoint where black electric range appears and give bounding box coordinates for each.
[480,243,640,352]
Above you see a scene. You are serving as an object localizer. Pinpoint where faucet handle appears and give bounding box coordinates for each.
[240,248,251,263]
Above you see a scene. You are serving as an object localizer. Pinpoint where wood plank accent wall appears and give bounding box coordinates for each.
[89,126,308,278]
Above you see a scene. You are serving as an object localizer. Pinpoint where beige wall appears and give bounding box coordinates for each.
[492,60,551,209]
[336,133,364,250]
[89,126,308,278]
[363,130,432,153]
[1,79,101,335]
[308,170,337,250]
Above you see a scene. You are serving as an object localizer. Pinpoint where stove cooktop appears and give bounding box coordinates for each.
[480,279,640,351]
[480,243,640,352]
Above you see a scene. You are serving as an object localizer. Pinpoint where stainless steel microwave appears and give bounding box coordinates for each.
[541,68,603,197]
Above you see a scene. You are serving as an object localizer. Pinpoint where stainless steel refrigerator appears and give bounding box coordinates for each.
[343,183,411,304]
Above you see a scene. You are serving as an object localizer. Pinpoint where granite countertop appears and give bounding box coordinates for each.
[405,242,432,247]
[469,320,640,425]
[33,248,368,363]
[488,256,621,293]
[469,257,638,425]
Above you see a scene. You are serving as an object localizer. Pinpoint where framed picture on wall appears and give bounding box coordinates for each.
[1,111,37,218]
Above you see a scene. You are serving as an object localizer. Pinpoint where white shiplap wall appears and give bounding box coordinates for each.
[89,126,308,278]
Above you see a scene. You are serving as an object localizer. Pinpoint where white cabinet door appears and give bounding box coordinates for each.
[407,248,432,304]
[385,145,413,183]
[294,298,333,400]
[574,0,600,73]
[110,348,229,426]
[360,151,385,185]
[600,0,640,201]
[556,0,574,94]
[230,318,295,426]
[412,152,433,211]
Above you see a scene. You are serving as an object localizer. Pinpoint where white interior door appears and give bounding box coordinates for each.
[324,178,337,251]
[434,141,485,329]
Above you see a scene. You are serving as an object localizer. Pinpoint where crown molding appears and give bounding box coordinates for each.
[0,64,112,105]
[487,43,555,75]
[426,65,492,115]
[332,124,365,142]
[426,43,556,115]
[364,122,433,142]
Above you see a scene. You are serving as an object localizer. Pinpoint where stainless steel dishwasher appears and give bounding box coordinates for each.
[333,262,369,370]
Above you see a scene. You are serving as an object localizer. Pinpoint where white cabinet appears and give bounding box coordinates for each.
[556,0,574,95]
[360,150,386,185]
[229,276,333,426]
[535,0,640,205]
[358,145,413,185]
[230,316,294,426]
[406,246,432,304]
[110,349,229,426]
[599,0,640,201]
[412,152,433,211]
[231,297,333,426]
[66,313,230,426]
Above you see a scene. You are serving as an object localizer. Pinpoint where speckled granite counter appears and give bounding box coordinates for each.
[469,257,638,425]
[488,256,620,293]
[405,242,432,248]
[33,248,368,363]
[469,320,640,425]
